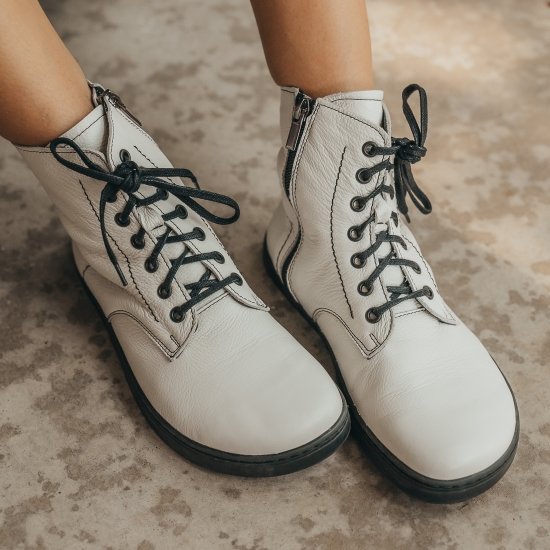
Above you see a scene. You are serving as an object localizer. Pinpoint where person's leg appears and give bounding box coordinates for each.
[0,0,91,145]
[258,1,519,501]
[250,0,374,98]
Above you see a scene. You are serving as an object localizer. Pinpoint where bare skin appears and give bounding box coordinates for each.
[0,0,375,145]
[250,0,375,98]
[0,0,91,145]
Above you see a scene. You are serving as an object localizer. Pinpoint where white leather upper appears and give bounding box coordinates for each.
[18,90,344,456]
[267,88,517,479]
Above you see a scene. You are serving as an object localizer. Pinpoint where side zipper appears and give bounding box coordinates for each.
[281,91,314,286]
[93,85,143,127]
[283,91,314,196]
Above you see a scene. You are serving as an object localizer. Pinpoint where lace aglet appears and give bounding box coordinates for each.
[114,263,128,286]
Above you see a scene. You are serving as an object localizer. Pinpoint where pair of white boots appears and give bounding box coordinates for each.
[18,82,518,502]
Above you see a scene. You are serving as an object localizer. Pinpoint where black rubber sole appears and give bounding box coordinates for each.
[262,240,520,502]
[77,271,351,477]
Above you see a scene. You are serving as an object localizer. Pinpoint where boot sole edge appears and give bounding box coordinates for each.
[76,268,351,477]
[262,238,520,502]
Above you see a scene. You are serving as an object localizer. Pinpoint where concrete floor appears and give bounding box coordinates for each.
[1,0,549,548]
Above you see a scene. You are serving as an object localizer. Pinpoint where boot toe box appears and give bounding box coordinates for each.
[115,302,347,458]
[363,316,518,481]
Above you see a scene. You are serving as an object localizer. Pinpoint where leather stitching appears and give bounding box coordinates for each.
[330,147,354,318]
[108,310,177,357]
[72,114,105,141]
[312,308,373,357]
[309,105,395,340]
[329,98,383,103]
[319,104,389,144]
[20,142,193,353]
[131,145,264,310]
[394,308,423,319]
[77,177,159,322]
[132,144,178,187]
[197,291,230,314]
[284,103,392,345]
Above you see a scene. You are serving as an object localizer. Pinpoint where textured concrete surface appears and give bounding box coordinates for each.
[1,0,549,548]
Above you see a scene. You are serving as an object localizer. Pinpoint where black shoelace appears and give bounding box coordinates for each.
[349,84,434,323]
[50,137,242,323]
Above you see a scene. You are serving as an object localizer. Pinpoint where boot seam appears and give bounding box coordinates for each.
[317,104,388,144]
[77,178,159,323]
[312,308,377,356]
[108,310,176,357]
[72,114,105,141]
[330,146,353,318]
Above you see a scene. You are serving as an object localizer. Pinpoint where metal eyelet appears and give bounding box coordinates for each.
[358,282,373,296]
[130,234,145,249]
[119,149,131,162]
[195,228,206,241]
[144,257,158,273]
[175,205,188,219]
[214,253,225,264]
[423,286,434,299]
[232,273,243,286]
[157,284,171,299]
[362,141,378,157]
[351,254,366,268]
[160,189,169,200]
[350,197,365,212]
[170,307,184,323]
[115,213,131,227]
[347,226,363,242]
[365,308,381,323]
[356,169,372,184]
[412,264,421,274]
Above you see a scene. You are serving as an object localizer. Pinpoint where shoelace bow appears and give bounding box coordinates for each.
[351,83,434,322]
[50,138,242,321]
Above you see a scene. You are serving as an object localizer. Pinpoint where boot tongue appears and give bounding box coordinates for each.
[62,104,108,152]
[325,90,384,126]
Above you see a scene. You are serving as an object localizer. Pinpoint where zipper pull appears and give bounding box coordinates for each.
[285,93,312,151]
[98,88,142,127]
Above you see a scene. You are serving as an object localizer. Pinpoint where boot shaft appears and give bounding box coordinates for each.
[268,87,455,352]
[18,84,267,351]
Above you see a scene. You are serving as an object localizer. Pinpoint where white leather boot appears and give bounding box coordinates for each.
[265,84,519,500]
[18,83,350,476]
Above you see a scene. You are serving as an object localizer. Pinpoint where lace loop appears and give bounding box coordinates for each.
[391,83,432,221]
